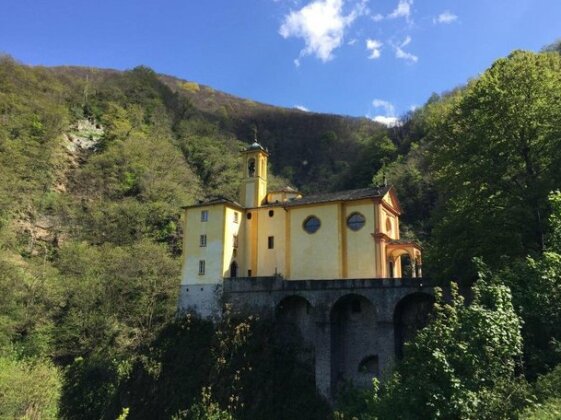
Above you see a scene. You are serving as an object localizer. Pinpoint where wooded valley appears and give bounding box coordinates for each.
[1,41,561,418]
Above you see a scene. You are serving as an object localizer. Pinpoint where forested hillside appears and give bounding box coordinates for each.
[2,43,561,419]
[0,55,389,418]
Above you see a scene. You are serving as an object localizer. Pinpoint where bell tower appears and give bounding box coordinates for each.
[240,141,269,208]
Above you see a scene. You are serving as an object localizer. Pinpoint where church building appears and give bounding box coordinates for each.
[179,141,421,317]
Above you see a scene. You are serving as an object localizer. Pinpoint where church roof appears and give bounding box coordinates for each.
[184,186,394,210]
[280,185,392,207]
[269,186,300,193]
[388,239,422,247]
[181,197,244,210]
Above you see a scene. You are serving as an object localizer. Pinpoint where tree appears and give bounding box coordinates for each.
[0,353,61,419]
[428,50,561,281]
[542,39,561,55]
[356,273,523,419]
[499,192,561,376]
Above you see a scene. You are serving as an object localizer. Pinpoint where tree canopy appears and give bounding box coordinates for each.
[427,50,561,281]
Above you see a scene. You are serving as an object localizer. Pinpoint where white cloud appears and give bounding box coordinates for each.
[372,13,384,22]
[372,98,395,116]
[294,105,310,111]
[395,47,418,62]
[347,38,357,45]
[387,0,412,21]
[393,36,418,63]
[372,115,400,127]
[279,0,365,62]
[434,11,457,24]
[366,38,383,59]
[370,99,401,126]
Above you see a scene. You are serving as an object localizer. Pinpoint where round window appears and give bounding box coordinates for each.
[303,216,321,234]
[347,212,366,231]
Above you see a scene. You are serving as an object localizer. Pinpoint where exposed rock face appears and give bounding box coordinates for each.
[14,119,104,254]
[64,118,103,153]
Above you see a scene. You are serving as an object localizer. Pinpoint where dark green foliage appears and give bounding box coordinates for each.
[338,277,524,419]
[428,51,561,282]
[340,131,397,190]
[59,356,121,420]
[57,313,329,420]
[498,192,561,377]
[534,364,561,402]
[373,142,436,242]
[520,366,561,419]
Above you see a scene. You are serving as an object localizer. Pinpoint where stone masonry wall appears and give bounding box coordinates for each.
[222,277,434,398]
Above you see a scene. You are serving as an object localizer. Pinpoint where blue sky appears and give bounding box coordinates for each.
[1,0,560,123]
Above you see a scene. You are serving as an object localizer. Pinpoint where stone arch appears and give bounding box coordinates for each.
[394,292,435,359]
[275,295,315,360]
[387,246,421,278]
[330,294,377,394]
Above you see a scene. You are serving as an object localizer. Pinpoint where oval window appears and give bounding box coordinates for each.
[347,212,366,231]
[386,218,392,233]
[303,216,321,234]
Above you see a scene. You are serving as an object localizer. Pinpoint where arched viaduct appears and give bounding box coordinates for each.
[222,276,434,398]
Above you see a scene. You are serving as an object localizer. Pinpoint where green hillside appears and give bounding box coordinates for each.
[2,45,561,418]
[0,55,388,419]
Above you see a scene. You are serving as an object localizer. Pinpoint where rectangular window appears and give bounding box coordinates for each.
[201,210,208,222]
[268,236,274,249]
[199,234,207,247]
[247,269,252,277]
[233,212,239,223]
[233,235,239,248]
[198,260,206,275]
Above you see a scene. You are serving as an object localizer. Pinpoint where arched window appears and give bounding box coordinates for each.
[303,216,321,234]
[248,158,256,177]
[347,212,366,231]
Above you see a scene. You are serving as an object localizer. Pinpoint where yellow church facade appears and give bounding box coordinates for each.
[180,142,421,316]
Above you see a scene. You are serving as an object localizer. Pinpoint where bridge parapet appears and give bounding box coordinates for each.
[223,276,434,293]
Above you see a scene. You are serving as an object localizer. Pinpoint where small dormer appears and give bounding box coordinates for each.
[266,186,303,204]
